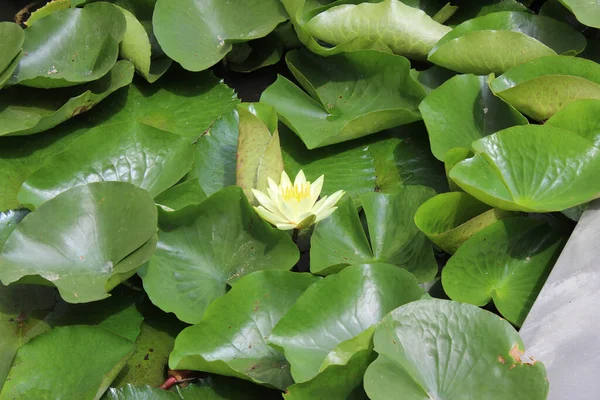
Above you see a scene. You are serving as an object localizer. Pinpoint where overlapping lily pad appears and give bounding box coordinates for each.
[311,189,438,281]
[0,182,158,303]
[18,120,194,209]
[419,74,527,160]
[11,2,126,88]
[490,55,600,120]
[364,300,549,400]
[429,11,586,74]
[545,99,600,145]
[153,0,288,71]
[0,22,24,89]
[449,125,600,212]
[139,186,299,324]
[261,49,425,149]
[558,0,600,28]
[442,217,566,326]
[268,264,422,382]
[155,180,208,227]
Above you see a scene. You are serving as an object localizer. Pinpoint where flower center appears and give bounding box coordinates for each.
[281,182,311,202]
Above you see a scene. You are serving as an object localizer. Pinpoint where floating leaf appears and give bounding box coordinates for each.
[261,49,425,149]
[170,271,318,389]
[0,22,23,89]
[139,186,299,324]
[311,189,438,282]
[268,264,422,382]
[414,192,516,254]
[0,326,135,399]
[0,210,28,251]
[0,60,134,137]
[155,180,208,227]
[545,99,600,145]
[24,0,70,27]
[153,0,287,72]
[429,11,586,74]
[0,182,158,303]
[490,55,600,120]
[442,217,566,326]
[306,0,451,60]
[445,0,529,25]
[364,299,549,400]
[449,125,600,212]
[12,2,126,88]
[419,74,527,160]
[18,120,194,209]
[409,65,455,94]
[557,0,600,28]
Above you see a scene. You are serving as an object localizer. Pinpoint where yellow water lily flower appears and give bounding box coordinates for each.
[251,170,345,231]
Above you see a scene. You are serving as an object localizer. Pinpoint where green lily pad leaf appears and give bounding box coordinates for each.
[363,299,549,400]
[139,186,299,324]
[91,67,239,143]
[12,2,126,88]
[539,0,585,29]
[236,104,283,204]
[305,0,451,60]
[489,55,600,120]
[0,210,28,251]
[227,34,284,73]
[116,2,171,83]
[104,385,177,400]
[0,283,56,387]
[442,217,566,326]
[269,263,422,383]
[420,74,528,161]
[558,0,600,28]
[0,60,134,137]
[0,22,24,89]
[414,192,516,254]
[24,0,70,27]
[429,11,586,74]
[18,120,194,209]
[0,50,22,90]
[311,188,438,282]
[0,325,135,399]
[281,123,447,201]
[443,147,473,191]
[445,0,529,25]
[449,125,600,212]
[153,0,287,72]
[170,271,319,389]
[0,182,158,303]
[409,65,456,94]
[545,99,600,145]
[261,49,425,149]
[155,180,208,227]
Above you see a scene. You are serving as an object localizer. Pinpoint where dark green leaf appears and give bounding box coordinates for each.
[155,180,208,227]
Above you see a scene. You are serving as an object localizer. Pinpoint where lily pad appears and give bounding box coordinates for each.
[429,11,586,74]
[153,0,287,72]
[449,125,600,212]
[545,99,600,145]
[419,74,528,161]
[0,60,134,137]
[442,217,566,326]
[558,0,600,28]
[0,182,158,303]
[414,192,516,254]
[170,271,319,390]
[0,22,24,89]
[0,325,135,399]
[139,186,299,324]
[23,0,70,27]
[310,188,438,282]
[18,120,194,209]
[489,55,600,120]
[0,210,28,251]
[11,2,126,88]
[305,0,451,60]
[155,180,208,227]
[363,299,549,400]
[269,264,422,383]
[445,0,529,25]
[261,49,425,149]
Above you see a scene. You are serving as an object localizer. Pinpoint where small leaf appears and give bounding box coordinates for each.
[545,99,600,145]
[0,22,24,89]
[155,180,208,227]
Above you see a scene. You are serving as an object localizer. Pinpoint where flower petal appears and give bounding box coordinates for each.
[276,222,297,230]
[314,206,338,223]
[254,206,289,226]
[309,175,324,203]
[268,176,279,194]
[280,170,292,188]
[252,189,283,217]
[294,170,307,186]
[313,190,345,216]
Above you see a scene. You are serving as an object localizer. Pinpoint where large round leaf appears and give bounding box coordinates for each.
[0,60,134,137]
[311,188,438,282]
[414,192,516,254]
[11,2,126,88]
[490,55,600,120]
[261,49,425,149]
[546,99,600,145]
[0,325,135,399]
[558,0,600,28]
[0,182,158,303]
[449,125,600,212]
[139,186,299,324]
[428,11,586,74]
[18,120,194,209]
[419,74,527,161]
[153,0,287,72]
[363,299,549,400]
[305,0,451,60]
[268,264,423,383]
[170,271,319,389]
[442,217,566,326]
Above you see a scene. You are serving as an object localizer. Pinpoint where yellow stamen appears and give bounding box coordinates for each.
[281,182,311,202]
